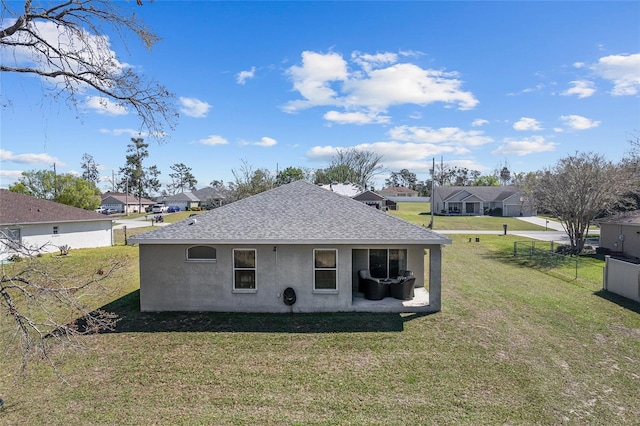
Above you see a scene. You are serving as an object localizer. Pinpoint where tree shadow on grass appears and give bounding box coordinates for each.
[593,290,640,314]
[91,290,432,334]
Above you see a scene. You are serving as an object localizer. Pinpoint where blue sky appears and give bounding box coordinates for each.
[1,1,639,191]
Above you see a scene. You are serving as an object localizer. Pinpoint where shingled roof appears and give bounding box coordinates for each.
[0,189,111,225]
[130,180,451,246]
[436,185,521,201]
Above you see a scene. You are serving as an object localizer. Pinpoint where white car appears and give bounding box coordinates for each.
[151,204,167,213]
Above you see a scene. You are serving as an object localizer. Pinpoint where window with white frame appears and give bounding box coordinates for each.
[314,249,337,291]
[186,245,217,261]
[369,249,407,279]
[233,249,256,290]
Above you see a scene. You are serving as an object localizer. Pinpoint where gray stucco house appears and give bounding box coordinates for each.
[431,186,536,217]
[130,180,451,313]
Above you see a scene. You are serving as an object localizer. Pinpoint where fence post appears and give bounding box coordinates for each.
[575,259,578,280]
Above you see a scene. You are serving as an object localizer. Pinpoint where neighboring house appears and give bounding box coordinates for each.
[378,186,419,198]
[101,192,155,214]
[431,186,536,217]
[0,190,113,260]
[130,180,452,313]
[318,182,365,197]
[599,211,640,303]
[157,191,200,211]
[192,186,227,209]
[353,190,397,211]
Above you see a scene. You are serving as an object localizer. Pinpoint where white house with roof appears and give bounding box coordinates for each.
[130,181,451,313]
[431,186,536,217]
[1,190,113,260]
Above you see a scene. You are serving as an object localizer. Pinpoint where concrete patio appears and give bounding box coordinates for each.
[350,287,433,313]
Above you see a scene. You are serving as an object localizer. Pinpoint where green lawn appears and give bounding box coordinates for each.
[390,202,548,231]
[1,232,638,424]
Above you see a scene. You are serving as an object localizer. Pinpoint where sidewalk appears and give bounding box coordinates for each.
[515,216,565,231]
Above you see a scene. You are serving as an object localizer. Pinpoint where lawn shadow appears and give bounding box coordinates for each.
[91,290,432,334]
[593,290,640,314]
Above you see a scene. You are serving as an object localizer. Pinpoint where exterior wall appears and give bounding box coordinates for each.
[604,256,640,302]
[139,243,429,313]
[599,223,640,258]
[1,220,112,259]
[101,201,124,213]
[502,193,536,217]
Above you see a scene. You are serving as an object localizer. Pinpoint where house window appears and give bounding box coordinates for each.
[314,249,337,291]
[233,249,256,291]
[186,245,216,261]
[369,249,407,279]
[53,226,59,235]
[1,228,21,250]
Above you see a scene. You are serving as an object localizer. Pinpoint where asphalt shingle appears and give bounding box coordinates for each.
[130,180,451,245]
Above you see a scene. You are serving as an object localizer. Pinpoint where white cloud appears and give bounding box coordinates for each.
[199,135,229,146]
[99,128,147,137]
[492,136,557,156]
[86,96,128,116]
[560,114,601,130]
[513,117,543,131]
[388,125,493,147]
[323,110,390,125]
[472,119,489,127]
[237,66,256,85]
[0,149,62,165]
[253,137,277,147]
[283,50,478,121]
[561,80,596,98]
[591,53,640,95]
[179,97,211,118]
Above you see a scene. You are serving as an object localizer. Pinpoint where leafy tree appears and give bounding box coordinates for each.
[229,160,275,201]
[118,138,161,207]
[1,0,176,140]
[210,179,225,188]
[81,153,100,186]
[472,175,500,186]
[9,169,101,209]
[527,152,638,253]
[385,169,417,189]
[499,166,512,186]
[275,166,306,186]
[168,163,198,194]
[315,148,383,188]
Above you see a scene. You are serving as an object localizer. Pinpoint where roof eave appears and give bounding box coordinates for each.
[129,237,452,246]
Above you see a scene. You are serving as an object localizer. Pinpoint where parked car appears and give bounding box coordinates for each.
[95,207,106,214]
[103,208,118,215]
[167,206,181,213]
[151,204,167,213]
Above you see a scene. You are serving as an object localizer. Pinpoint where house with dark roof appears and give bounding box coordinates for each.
[353,190,397,211]
[157,191,200,211]
[598,210,640,303]
[0,190,113,260]
[101,192,155,214]
[431,186,536,217]
[130,180,451,313]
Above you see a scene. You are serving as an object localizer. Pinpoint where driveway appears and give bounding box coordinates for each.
[112,215,168,230]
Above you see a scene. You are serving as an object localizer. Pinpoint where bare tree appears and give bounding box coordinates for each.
[229,160,275,201]
[0,234,122,374]
[527,152,637,253]
[1,0,177,140]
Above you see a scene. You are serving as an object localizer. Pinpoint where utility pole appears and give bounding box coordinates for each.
[428,157,435,229]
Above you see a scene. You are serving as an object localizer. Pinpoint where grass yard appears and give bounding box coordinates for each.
[1,232,639,424]
[390,202,548,231]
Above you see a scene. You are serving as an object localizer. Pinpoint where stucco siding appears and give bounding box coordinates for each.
[139,243,429,312]
[600,223,640,257]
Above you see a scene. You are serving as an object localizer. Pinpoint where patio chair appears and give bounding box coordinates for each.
[358,269,374,293]
[390,277,416,300]
[363,277,389,300]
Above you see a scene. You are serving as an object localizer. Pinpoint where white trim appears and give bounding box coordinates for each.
[185,245,217,262]
[313,248,338,291]
[233,248,257,291]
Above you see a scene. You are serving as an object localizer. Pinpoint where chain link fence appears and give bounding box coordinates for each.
[513,241,604,285]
